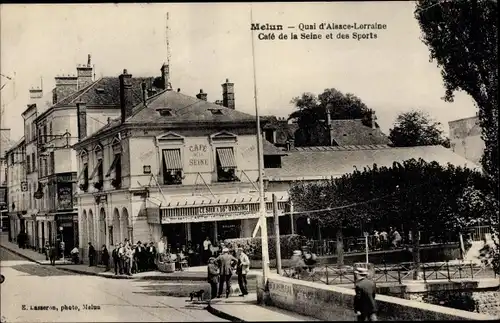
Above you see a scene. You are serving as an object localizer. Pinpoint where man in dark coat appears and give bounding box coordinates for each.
[112,244,122,275]
[88,242,96,267]
[49,244,57,266]
[207,257,220,300]
[101,245,110,271]
[147,242,157,270]
[354,267,377,321]
[216,247,238,298]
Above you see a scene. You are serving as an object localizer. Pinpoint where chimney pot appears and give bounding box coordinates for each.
[123,69,128,74]
[222,78,235,109]
[119,70,134,123]
[200,89,203,93]
[177,88,181,92]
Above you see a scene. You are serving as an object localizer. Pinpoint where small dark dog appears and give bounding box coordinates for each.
[189,289,205,301]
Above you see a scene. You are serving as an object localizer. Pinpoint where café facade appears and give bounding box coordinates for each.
[73,69,291,260]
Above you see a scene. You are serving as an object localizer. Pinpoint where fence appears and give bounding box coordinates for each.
[469,225,492,241]
[282,260,496,285]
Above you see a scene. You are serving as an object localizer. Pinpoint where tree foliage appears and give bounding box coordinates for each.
[288,89,373,146]
[290,159,490,270]
[414,0,498,197]
[389,110,450,148]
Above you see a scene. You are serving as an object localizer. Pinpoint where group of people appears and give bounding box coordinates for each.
[207,246,251,299]
[84,239,157,276]
[372,227,402,250]
[289,247,318,277]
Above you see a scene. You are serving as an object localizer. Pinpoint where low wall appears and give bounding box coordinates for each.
[255,273,496,321]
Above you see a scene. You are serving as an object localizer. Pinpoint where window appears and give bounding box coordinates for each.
[49,152,55,174]
[264,129,275,143]
[215,147,239,182]
[106,154,122,189]
[31,153,36,171]
[78,151,89,192]
[49,122,53,137]
[43,125,47,144]
[32,124,36,142]
[162,149,183,185]
[90,146,104,190]
[26,155,31,174]
[43,158,48,177]
[264,155,282,169]
[28,184,32,209]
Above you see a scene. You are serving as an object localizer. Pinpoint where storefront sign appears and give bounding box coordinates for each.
[57,183,73,210]
[199,204,250,215]
[56,214,76,222]
[160,210,274,224]
[187,143,211,171]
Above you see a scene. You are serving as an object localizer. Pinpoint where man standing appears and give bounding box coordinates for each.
[216,248,238,298]
[112,243,122,275]
[354,267,377,321]
[49,244,57,266]
[147,242,157,271]
[88,242,96,267]
[203,237,212,264]
[236,247,250,296]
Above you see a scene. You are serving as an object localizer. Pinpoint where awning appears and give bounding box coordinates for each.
[216,148,237,168]
[163,149,182,170]
[106,154,121,177]
[77,164,88,182]
[89,159,102,180]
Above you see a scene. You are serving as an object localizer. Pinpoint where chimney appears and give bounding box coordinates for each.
[76,102,87,141]
[371,110,377,129]
[326,103,333,128]
[141,82,147,105]
[222,78,235,109]
[76,54,94,90]
[53,75,77,104]
[29,88,43,100]
[196,89,208,101]
[119,69,133,123]
[160,63,172,91]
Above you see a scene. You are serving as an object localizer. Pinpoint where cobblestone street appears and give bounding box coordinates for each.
[0,248,227,322]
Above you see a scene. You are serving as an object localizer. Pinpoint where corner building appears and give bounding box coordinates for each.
[73,68,288,260]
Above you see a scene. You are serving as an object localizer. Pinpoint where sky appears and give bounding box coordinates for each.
[0,2,477,143]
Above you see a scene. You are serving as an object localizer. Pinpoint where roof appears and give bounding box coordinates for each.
[329,119,391,146]
[261,116,298,145]
[3,136,25,155]
[84,89,259,141]
[263,139,287,156]
[264,145,481,181]
[53,77,155,108]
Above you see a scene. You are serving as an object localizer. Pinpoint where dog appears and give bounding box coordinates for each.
[189,289,205,302]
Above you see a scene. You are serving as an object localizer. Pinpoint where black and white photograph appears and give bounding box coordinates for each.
[0,1,498,322]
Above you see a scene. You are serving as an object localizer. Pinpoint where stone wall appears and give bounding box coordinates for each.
[256,273,496,321]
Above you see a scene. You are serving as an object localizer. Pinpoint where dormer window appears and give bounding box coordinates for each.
[209,108,223,115]
[157,108,174,117]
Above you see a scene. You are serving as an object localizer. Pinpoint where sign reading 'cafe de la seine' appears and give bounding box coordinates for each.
[159,202,283,224]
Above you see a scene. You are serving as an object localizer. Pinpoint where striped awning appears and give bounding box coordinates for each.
[216,148,237,168]
[89,159,102,180]
[163,149,182,170]
[77,164,88,182]
[106,154,121,177]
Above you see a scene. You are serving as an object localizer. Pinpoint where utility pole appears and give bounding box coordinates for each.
[273,194,282,274]
[250,6,271,288]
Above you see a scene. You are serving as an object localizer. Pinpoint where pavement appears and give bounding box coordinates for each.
[1,235,316,322]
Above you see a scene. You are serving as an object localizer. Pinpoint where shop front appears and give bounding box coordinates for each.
[53,173,78,256]
[155,194,289,250]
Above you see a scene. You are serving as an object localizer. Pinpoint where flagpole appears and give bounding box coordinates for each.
[250,6,271,287]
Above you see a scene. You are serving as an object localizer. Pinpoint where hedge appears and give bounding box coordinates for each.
[225,234,305,260]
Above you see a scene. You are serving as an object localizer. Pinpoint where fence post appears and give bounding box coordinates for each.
[384,261,388,282]
[422,263,427,283]
[470,261,474,279]
[397,266,401,284]
[325,264,329,285]
[446,260,450,281]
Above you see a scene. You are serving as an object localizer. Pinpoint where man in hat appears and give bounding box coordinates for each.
[207,257,220,300]
[236,247,251,296]
[354,267,377,321]
[216,247,238,298]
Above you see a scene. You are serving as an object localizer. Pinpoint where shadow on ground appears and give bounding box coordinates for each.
[10,264,78,277]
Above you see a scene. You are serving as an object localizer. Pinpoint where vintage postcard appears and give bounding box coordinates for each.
[1,2,498,322]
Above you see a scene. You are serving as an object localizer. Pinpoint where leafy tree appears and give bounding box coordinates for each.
[288,89,373,147]
[414,0,498,197]
[389,110,450,148]
[290,158,487,277]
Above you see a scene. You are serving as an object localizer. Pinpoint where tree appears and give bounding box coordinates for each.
[290,158,487,277]
[389,110,450,148]
[288,89,373,146]
[414,0,498,198]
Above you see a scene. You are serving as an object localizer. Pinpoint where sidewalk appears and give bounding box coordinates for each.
[0,235,264,281]
[207,293,318,321]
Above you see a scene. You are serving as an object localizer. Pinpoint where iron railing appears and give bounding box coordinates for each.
[282,260,496,285]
